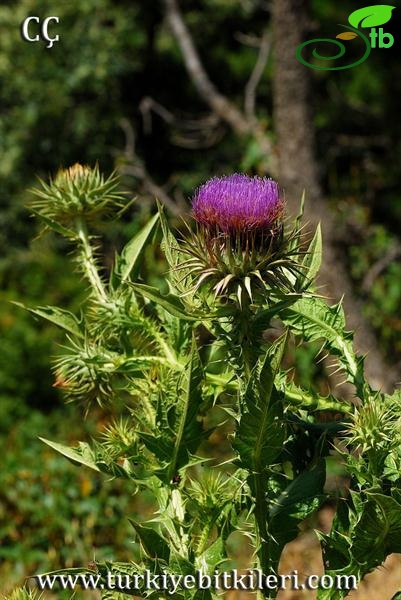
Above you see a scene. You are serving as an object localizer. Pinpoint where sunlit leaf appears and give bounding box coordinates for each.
[233,332,288,470]
[118,213,159,283]
[131,283,199,321]
[299,223,322,289]
[13,303,84,338]
[39,438,100,471]
[280,297,367,396]
[168,334,204,478]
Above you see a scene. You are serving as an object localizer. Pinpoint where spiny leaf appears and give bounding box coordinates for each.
[195,538,225,574]
[13,303,84,338]
[118,213,159,283]
[233,332,288,470]
[40,438,134,479]
[31,209,77,238]
[129,519,170,562]
[131,283,199,321]
[281,297,346,343]
[280,297,367,396]
[138,431,174,464]
[168,334,203,479]
[251,295,301,336]
[299,223,322,289]
[269,460,326,519]
[348,5,395,29]
[157,199,179,271]
[157,199,190,295]
[268,460,327,569]
[352,493,401,563]
[39,438,100,471]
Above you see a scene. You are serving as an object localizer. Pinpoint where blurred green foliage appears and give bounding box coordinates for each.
[0,409,140,595]
[349,224,401,354]
[1,0,401,593]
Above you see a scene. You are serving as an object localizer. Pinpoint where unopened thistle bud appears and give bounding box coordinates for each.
[180,174,301,303]
[31,163,126,226]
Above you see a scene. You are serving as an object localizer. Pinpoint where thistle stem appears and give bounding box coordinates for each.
[236,297,276,599]
[253,471,273,599]
[74,217,108,303]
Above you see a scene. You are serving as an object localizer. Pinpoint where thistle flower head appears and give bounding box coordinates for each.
[192,174,283,234]
[177,174,302,304]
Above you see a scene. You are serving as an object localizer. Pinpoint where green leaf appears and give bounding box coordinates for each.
[138,336,206,481]
[269,460,326,519]
[96,561,143,597]
[196,538,225,574]
[118,354,173,373]
[300,223,322,289]
[157,200,178,270]
[119,213,159,283]
[36,567,98,576]
[251,295,301,335]
[168,334,203,479]
[138,431,174,464]
[131,283,199,321]
[129,520,170,562]
[318,499,352,572]
[281,297,346,346]
[268,460,326,567]
[13,303,84,338]
[39,438,100,471]
[157,200,192,297]
[348,5,395,29]
[297,190,305,223]
[31,209,77,238]
[40,438,135,479]
[280,297,366,395]
[288,191,305,253]
[352,493,401,564]
[192,591,214,600]
[233,332,288,470]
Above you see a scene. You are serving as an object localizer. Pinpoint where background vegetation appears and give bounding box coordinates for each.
[1,0,401,595]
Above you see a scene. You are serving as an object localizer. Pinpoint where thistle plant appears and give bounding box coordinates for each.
[14,166,401,600]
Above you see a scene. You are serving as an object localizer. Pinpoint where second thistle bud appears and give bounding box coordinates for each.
[31,163,126,226]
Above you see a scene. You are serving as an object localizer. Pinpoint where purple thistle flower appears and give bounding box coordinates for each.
[192,174,283,233]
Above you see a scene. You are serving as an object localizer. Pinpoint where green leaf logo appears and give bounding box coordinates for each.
[348,5,395,29]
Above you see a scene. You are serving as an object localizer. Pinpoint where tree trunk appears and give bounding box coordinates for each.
[272,0,398,392]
